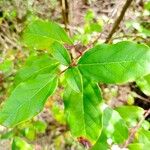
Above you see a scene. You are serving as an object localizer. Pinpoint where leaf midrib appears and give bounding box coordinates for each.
[79,60,147,66]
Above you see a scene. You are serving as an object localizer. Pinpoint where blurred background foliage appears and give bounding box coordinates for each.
[0,0,150,149]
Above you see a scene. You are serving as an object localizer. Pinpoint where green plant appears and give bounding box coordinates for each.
[0,19,150,149]
[73,9,103,45]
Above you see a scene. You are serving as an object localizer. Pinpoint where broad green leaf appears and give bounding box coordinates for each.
[63,79,103,144]
[50,42,71,66]
[22,19,72,50]
[65,67,82,93]
[92,107,128,149]
[14,54,59,85]
[115,106,144,127]
[0,74,58,127]
[78,41,150,84]
[136,74,150,96]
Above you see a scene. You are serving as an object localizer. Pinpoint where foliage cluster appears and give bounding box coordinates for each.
[0,17,150,149]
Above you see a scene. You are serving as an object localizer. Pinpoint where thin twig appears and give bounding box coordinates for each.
[135,93,150,103]
[86,0,123,49]
[87,2,120,49]
[105,0,133,43]
[123,108,150,148]
[112,35,146,41]
[60,0,69,30]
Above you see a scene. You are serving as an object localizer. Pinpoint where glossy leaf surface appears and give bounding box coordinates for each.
[50,42,71,66]
[63,79,103,144]
[15,54,59,85]
[78,41,150,83]
[0,74,58,127]
[22,19,72,49]
[65,67,82,93]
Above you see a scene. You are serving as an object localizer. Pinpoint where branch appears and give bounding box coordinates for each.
[123,108,150,148]
[63,0,134,60]
[135,93,150,103]
[105,0,133,43]
[60,0,69,30]
[112,35,146,41]
[87,1,123,48]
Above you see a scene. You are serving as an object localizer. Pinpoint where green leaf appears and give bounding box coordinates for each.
[136,74,150,96]
[115,106,144,127]
[22,19,72,50]
[78,41,150,84]
[136,128,150,144]
[93,106,129,149]
[84,22,102,33]
[63,79,103,144]
[125,116,150,149]
[14,54,59,85]
[0,74,58,127]
[103,107,129,144]
[65,67,82,93]
[50,42,71,66]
